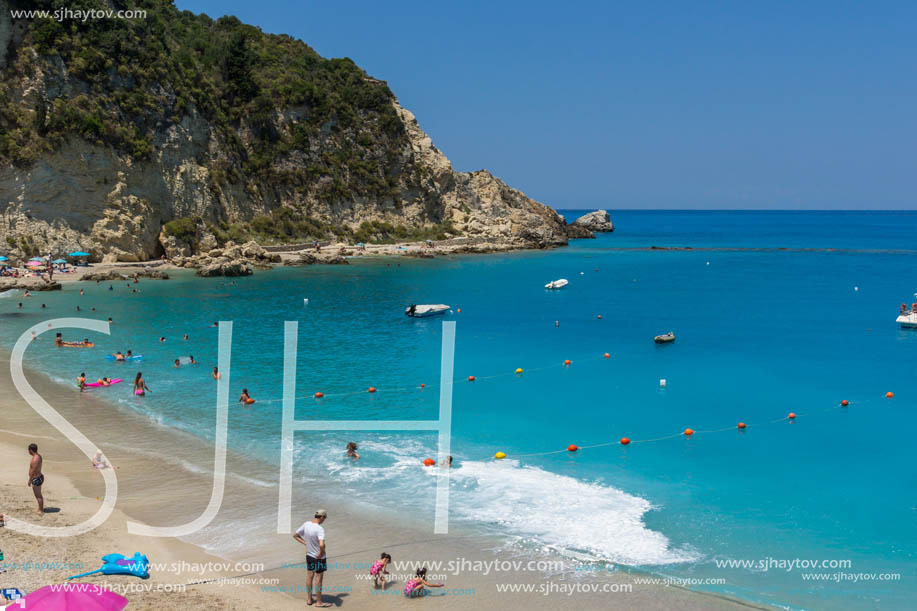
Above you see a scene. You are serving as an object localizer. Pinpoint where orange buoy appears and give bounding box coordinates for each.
[423,458,435,467]
[420,383,425,388]
[468,376,475,382]
[457,308,461,313]
[788,412,796,419]
[568,444,578,452]
[245,398,256,405]
[314,392,324,399]
[604,352,610,358]
[564,359,571,366]
[597,314,603,319]
[886,391,894,398]
[737,422,746,429]
[840,399,849,406]
[368,387,377,393]
[684,428,694,436]
[620,437,630,445]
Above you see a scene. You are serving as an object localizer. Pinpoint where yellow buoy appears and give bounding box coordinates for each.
[515,368,523,374]
[495,451,506,459]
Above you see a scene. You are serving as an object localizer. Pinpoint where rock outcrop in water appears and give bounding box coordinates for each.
[571,210,614,233]
[0,1,575,262]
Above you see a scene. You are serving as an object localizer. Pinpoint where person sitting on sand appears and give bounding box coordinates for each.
[346,442,360,460]
[239,388,254,403]
[370,553,392,589]
[91,449,116,470]
[27,443,44,514]
[133,372,151,397]
[77,372,86,392]
[212,367,221,380]
[404,568,444,597]
[174,359,181,368]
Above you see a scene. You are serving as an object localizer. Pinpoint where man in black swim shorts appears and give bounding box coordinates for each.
[27,443,44,514]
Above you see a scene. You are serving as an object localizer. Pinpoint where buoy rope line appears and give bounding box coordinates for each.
[241,353,610,406]
[484,398,883,462]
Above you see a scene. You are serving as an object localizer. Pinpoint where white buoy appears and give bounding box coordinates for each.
[303,298,309,305]
[854,287,859,292]
[659,379,667,388]
[706,261,710,266]
[580,272,585,275]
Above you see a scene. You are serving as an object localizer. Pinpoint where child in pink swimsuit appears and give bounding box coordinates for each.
[403,567,444,597]
[370,552,391,589]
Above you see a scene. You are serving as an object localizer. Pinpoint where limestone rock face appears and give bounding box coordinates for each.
[0,277,61,292]
[571,210,614,233]
[196,261,253,277]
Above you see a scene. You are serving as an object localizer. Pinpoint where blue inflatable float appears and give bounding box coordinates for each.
[68,553,150,580]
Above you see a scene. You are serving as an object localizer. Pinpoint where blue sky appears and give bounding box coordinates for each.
[176,0,916,210]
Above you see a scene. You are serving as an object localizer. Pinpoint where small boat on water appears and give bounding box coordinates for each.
[545,279,569,290]
[654,332,675,344]
[405,304,450,318]
[897,295,917,328]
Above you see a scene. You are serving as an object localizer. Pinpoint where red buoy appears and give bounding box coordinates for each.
[368,387,377,393]
[684,428,694,436]
[564,359,571,366]
[568,444,578,452]
[620,437,630,445]
[468,376,475,382]
[886,391,894,398]
[737,422,746,429]
[314,392,324,399]
[788,412,796,419]
[423,458,435,467]
[604,352,610,358]
[840,399,849,406]
[597,314,603,320]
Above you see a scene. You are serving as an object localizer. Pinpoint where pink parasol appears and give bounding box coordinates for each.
[14,584,128,610]
[26,261,44,267]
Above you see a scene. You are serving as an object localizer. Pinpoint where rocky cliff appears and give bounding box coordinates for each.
[0,0,571,261]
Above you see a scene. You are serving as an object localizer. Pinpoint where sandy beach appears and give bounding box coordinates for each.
[0,305,767,610]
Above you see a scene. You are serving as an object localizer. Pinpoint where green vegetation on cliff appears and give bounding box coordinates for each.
[1,0,409,204]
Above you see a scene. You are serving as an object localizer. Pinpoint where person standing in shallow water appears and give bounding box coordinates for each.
[27,443,44,514]
[133,372,151,396]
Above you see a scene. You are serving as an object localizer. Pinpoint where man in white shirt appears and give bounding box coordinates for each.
[293,509,329,607]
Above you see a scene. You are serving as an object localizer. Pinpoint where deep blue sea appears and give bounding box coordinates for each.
[1,210,915,610]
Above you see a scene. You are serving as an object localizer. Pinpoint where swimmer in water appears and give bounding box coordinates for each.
[91,307,96,312]
[183,334,189,341]
[174,359,181,368]
[209,322,219,328]
[188,355,196,364]
[346,442,360,459]
[79,289,84,296]
[107,317,113,324]
[441,455,453,468]
[133,372,151,396]
[239,388,253,403]
[77,372,86,392]
[113,351,124,361]
[98,377,112,387]
[159,337,166,343]
[76,306,81,312]
[212,367,221,380]
[55,333,63,347]
[126,350,134,359]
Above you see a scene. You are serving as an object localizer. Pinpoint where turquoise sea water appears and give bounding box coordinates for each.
[1,210,916,610]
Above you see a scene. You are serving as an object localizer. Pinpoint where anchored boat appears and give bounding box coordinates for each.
[897,295,917,328]
[405,304,450,318]
[545,279,569,290]
[654,332,675,344]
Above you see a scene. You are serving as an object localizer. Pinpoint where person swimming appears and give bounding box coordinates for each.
[188,355,196,365]
[133,372,151,396]
[346,442,360,459]
[209,322,219,328]
[183,334,189,340]
[113,351,124,361]
[212,367,221,380]
[174,359,181,368]
[239,388,254,404]
[159,336,166,343]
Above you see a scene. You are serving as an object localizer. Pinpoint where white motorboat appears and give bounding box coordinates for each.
[545,279,569,290]
[405,304,450,318]
[897,295,917,328]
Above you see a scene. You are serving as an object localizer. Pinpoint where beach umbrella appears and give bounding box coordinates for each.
[53,259,68,264]
[26,261,43,267]
[69,251,91,257]
[29,257,44,262]
[0,256,8,261]
[0,262,8,266]
[13,583,128,610]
